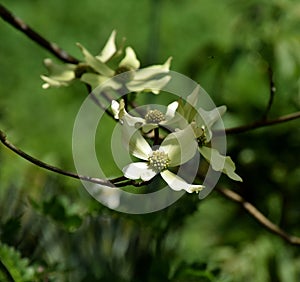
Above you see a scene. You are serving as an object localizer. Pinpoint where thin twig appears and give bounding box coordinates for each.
[216,187,300,245]
[262,66,276,120]
[0,130,112,186]
[2,129,300,244]
[219,111,300,135]
[0,4,79,64]
[153,127,160,146]
[0,130,144,188]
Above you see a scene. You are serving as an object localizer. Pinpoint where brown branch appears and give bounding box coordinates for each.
[2,129,300,244]
[0,130,113,186]
[216,186,300,245]
[220,111,300,135]
[0,130,145,188]
[0,4,79,64]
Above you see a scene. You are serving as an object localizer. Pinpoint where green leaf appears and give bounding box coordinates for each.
[0,242,37,282]
[0,217,21,245]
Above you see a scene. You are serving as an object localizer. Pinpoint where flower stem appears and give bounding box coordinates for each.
[153,127,160,146]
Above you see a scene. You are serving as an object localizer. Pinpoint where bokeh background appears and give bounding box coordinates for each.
[0,0,300,281]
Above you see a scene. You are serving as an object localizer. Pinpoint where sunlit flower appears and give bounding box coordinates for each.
[40,59,76,89]
[111,99,179,132]
[199,146,243,182]
[176,85,226,141]
[42,30,172,93]
[122,122,204,193]
[176,86,242,182]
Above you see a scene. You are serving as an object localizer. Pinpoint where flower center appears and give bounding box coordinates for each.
[148,150,170,172]
[145,110,165,124]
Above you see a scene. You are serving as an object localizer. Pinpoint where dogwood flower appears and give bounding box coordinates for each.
[111,99,179,132]
[176,86,227,141]
[40,59,77,89]
[176,86,242,182]
[121,122,204,193]
[41,30,172,93]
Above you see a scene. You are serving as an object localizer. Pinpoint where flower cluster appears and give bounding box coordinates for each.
[41,30,171,94]
[112,85,242,193]
[41,30,242,194]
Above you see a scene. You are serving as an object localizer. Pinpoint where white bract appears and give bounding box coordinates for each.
[111,99,179,132]
[41,30,172,94]
[177,86,227,141]
[122,121,204,193]
[176,86,242,182]
[40,59,76,89]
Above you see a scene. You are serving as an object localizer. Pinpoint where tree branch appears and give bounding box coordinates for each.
[220,111,300,135]
[0,130,145,188]
[2,129,300,244]
[216,186,300,246]
[0,4,79,64]
[0,130,112,186]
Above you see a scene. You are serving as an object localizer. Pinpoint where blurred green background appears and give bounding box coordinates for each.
[0,0,300,281]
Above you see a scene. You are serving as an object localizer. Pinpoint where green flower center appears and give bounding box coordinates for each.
[145,110,165,124]
[148,150,170,172]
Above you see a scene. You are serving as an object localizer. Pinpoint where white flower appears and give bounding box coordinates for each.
[125,58,172,94]
[121,122,204,193]
[199,146,243,182]
[78,31,172,93]
[176,86,242,182]
[177,85,227,141]
[111,99,179,132]
[40,59,76,89]
[41,30,172,94]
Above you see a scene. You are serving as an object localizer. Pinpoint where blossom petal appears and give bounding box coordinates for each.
[199,146,243,182]
[111,100,121,119]
[133,57,172,80]
[160,170,204,193]
[119,47,140,70]
[160,126,197,167]
[80,73,108,89]
[41,75,71,89]
[43,58,76,80]
[197,106,227,129]
[41,59,75,89]
[122,120,152,160]
[141,123,158,133]
[96,30,117,62]
[123,162,157,181]
[164,101,179,120]
[77,43,114,76]
[126,76,171,94]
